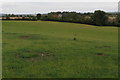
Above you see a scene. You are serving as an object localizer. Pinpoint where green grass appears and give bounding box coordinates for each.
[2,21,118,78]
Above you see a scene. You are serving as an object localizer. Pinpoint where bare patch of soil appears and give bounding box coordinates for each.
[37,52,51,57]
[29,57,39,62]
[20,36,32,39]
[96,45,111,49]
[96,53,109,56]
[19,35,41,40]
[103,46,111,48]
[16,51,55,62]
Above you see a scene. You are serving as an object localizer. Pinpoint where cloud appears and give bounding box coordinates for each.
[0,0,119,2]
[2,2,118,14]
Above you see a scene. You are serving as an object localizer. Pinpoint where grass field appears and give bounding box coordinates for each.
[2,21,118,78]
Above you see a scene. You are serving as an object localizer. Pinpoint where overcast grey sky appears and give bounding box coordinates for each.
[0,0,119,2]
[1,2,118,14]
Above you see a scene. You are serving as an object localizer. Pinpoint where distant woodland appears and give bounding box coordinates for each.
[1,10,119,26]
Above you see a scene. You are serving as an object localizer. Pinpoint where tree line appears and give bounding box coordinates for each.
[37,10,119,26]
[2,10,119,26]
[3,14,37,21]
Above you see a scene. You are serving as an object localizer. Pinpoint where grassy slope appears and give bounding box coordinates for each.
[2,21,118,78]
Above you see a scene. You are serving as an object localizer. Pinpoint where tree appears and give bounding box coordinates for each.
[20,15,23,17]
[37,13,41,20]
[93,10,108,26]
[32,16,37,21]
[62,12,79,22]
[117,13,120,26]
[11,14,15,17]
[41,15,48,21]
[117,13,120,23]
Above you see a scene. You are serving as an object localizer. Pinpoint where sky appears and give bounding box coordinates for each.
[0,0,119,14]
[0,0,119,2]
